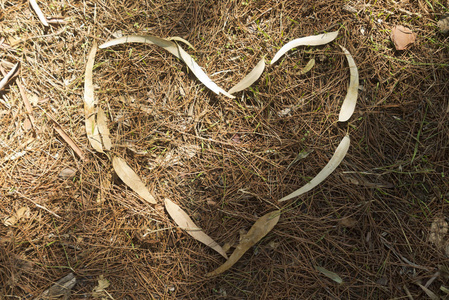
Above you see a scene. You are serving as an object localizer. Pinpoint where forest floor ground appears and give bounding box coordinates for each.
[1,0,449,299]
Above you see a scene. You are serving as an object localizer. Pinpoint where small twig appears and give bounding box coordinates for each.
[15,191,61,218]
[380,236,430,271]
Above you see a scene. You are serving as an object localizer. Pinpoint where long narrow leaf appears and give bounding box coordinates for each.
[338,45,359,122]
[99,35,233,98]
[165,198,228,259]
[0,63,19,91]
[175,44,234,98]
[167,36,196,50]
[271,31,339,65]
[228,58,265,94]
[29,0,49,26]
[279,136,350,202]
[206,210,280,277]
[316,266,343,284]
[84,41,103,153]
[112,157,156,204]
[99,35,180,58]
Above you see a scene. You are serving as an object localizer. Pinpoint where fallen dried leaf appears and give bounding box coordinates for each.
[0,62,19,91]
[206,210,280,276]
[99,35,233,98]
[316,266,343,284]
[84,41,103,153]
[279,136,350,202]
[92,275,110,299]
[59,168,77,179]
[4,207,28,226]
[391,25,416,50]
[29,0,49,26]
[338,45,359,122]
[112,156,156,204]
[416,283,439,300]
[165,198,227,259]
[270,31,339,65]
[228,58,265,94]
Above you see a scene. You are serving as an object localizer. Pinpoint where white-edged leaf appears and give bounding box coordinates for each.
[112,156,156,204]
[165,198,228,259]
[279,135,350,202]
[99,35,234,98]
[175,44,234,98]
[83,41,102,153]
[271,31,339,65]
[99,35,180,58]
[0,63,19,91]
[206,210,280,277]
[338,45,359,122]
[316,266,343,284]
[97,107,112,151]
[29,0,49,26]
[228,58,265,94]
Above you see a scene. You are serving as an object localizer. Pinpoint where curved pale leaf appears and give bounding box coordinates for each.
[0,63,19,91]
[316,266,343,284]
[84,42,103,153]
[99,35,234,98]
[176,45,234,98]
[271,31,339,65]
[338,45,359,122]
[29,0,49,26]
[279,135,350,202]
[206,210,280,277]
[228,58,265,94]
[165,198,228,259]
[300,58,315,75]
[112,156,156,204]
[99,35,180,58]
[167,36,196,50]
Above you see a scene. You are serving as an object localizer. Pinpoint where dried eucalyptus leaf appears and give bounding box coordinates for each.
[167,36,196,50]
[206,210,280,277]
[228,58,265,94]
[99,35,233,98]
[84,41,103,153]
[417,283,439,300]
[338,45,359,122]
[299,58,315,75]
[271,31,339,65]
[175,44,234,98]
[99,35,180,58]
[279,136,350,202]
[112,156,156,204]
[316,266,343,284]
[0,63,19,91]
[29,0,49,26]
[165,198,227,259]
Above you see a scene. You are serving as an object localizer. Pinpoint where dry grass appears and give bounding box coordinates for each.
[1,0,449,299]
